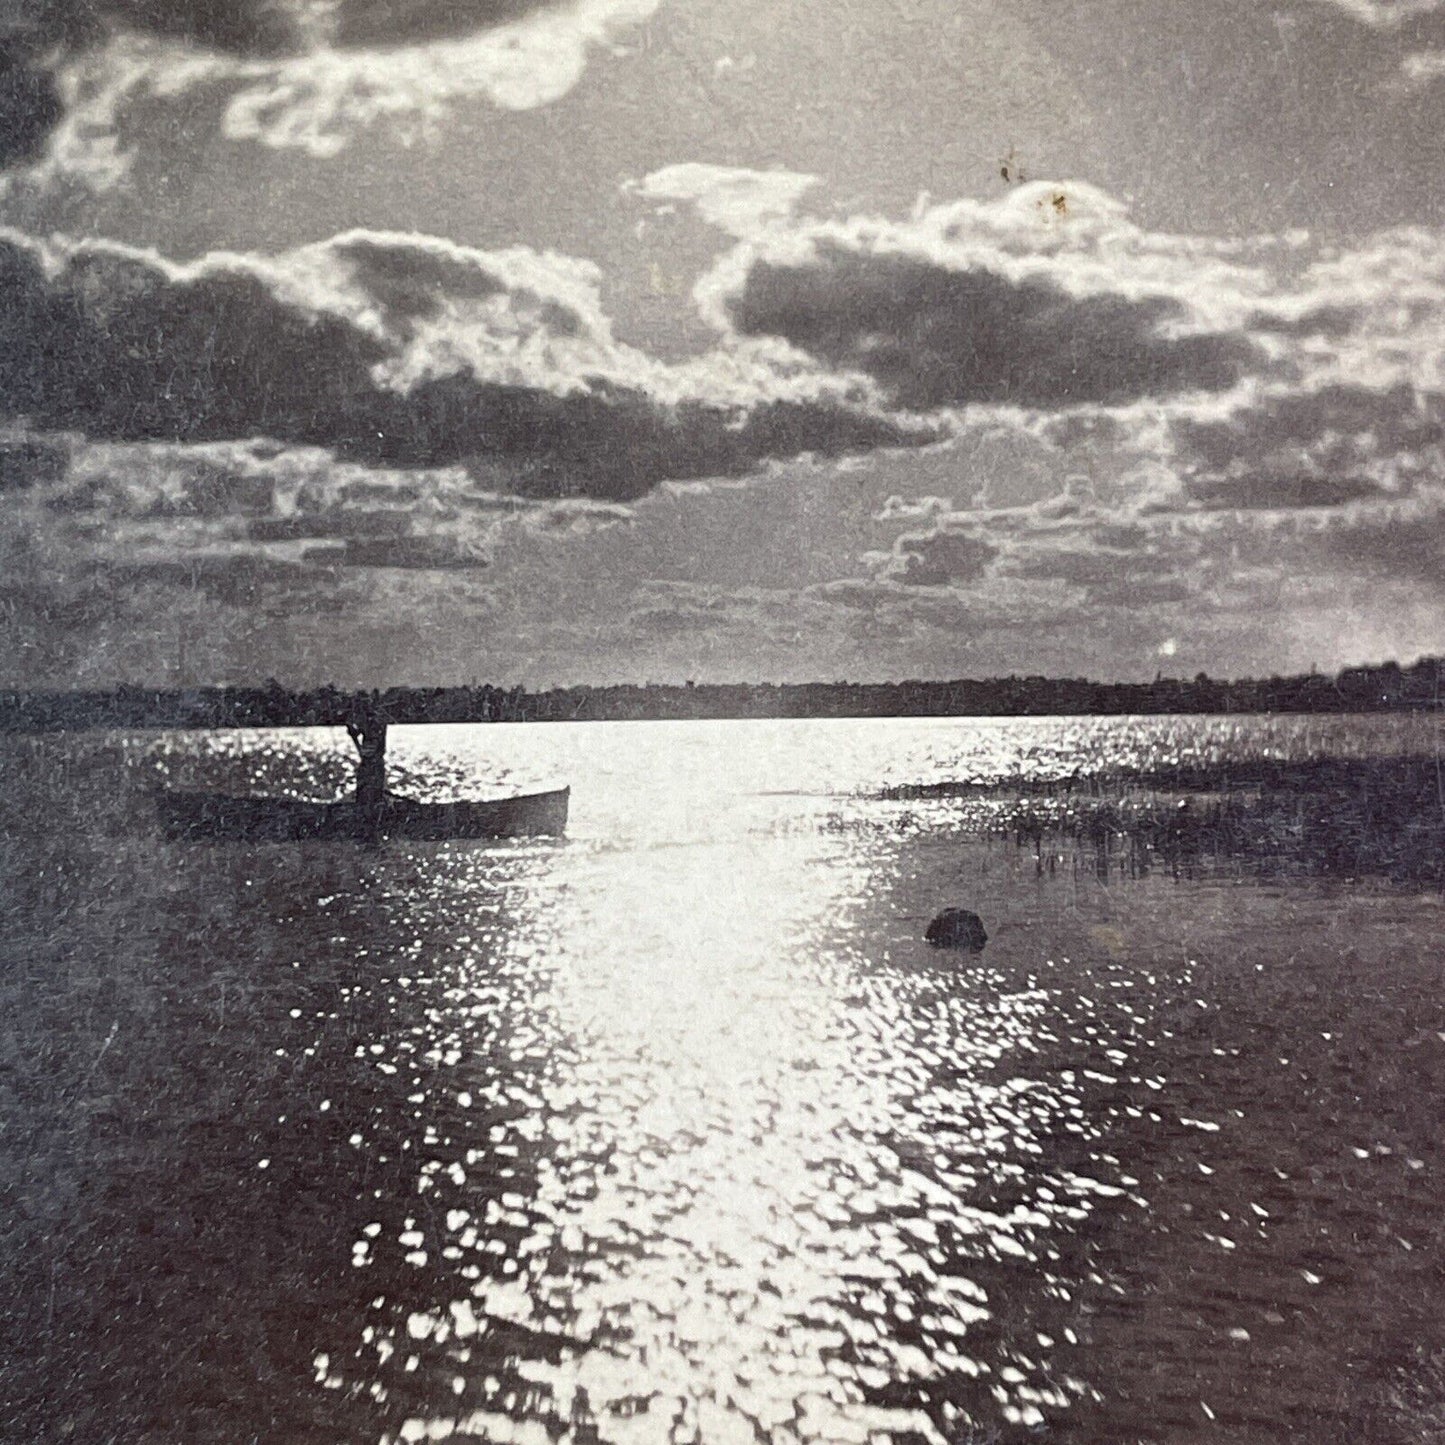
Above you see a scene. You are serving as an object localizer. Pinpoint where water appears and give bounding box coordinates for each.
[2,716,1443,1443]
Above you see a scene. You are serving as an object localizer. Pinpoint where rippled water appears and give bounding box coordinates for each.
[2,716,1443,1444]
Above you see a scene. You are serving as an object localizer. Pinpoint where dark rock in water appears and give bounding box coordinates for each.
[925,908,988,951]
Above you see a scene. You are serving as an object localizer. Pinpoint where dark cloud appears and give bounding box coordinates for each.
[333,377,932,501]
[0,228,937,501]
[1175,382,1443,507]
[247,510,414,542]
[177,464,277,516]
[629,605,729,638]
[332,0,557,50]
[103,0,302,55]
[105,552,328,605]
[0,0,566,170]
[885,526,998,587]
[0,435,70,491]
[302,535,489,568]
[0,231,390,441]
[1246,304,1361,339]
[1090,521,1150,550]
[1320,502,1445,583]
[0,0,541,68]
[1190,474,1388,509]
[1178,383,1440,470]
[0,1,302,167]
[1007,529,1196,607]
[725,241,1261,411]
[0,49,65,167]
[336,236,532,328]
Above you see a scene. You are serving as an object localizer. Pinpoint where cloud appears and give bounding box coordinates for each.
[646,181,1445,574]
[0,0,658,177]
[0,434,71,491]
[222,0,660,157]
[1001,521,1202,608]
[1173,382,1444,508]
[2,0,301,66]
[628,164,820,238]
[845,474,1253,628]
[986,214,1445,523]
[726,248,1257,411]
[42,434,459,522]
[0,48,67,168]
[7,174,1445,686]
[700,182,1267,413]
[881,523,999,588]
[521,498,635,534]
[1302,0,1445,25]
[1313,489,1445,583]
[104,551,329,605]
[1190,474,1388,509]
[303,534,489,568]
[874,494,952,521]
[622,581,818,649]
[1393,49,1445,89]
[0,225,936,501]
[332,0,563,50]
[0,1,295,173]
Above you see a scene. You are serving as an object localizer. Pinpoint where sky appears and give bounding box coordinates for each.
[2,0,1444,687]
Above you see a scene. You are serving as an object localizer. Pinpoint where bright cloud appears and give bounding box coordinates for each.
[0,0,660,180]
[223,0,662,157]
[1302,0,1445,25]
[0,223,936,501]
[694,181,1283,412]
[628,164,820,238]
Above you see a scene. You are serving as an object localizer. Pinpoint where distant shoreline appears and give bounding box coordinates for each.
[1,657,1440,730]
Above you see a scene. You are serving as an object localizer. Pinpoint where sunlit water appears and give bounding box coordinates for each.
[3,716,1443,1444]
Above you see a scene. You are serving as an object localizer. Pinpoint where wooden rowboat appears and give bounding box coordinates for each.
[155,787,569,842]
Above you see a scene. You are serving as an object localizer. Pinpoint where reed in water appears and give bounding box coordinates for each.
[883,754,1445,886]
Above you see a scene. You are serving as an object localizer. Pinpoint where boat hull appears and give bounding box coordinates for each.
[155,787,569,842]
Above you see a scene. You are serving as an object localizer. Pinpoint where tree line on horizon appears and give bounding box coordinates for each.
[0,657,1441,731]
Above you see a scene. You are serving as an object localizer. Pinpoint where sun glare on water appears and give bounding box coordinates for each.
[329,722,1091,1444]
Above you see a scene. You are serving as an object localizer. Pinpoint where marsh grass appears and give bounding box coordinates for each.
[885,754,1445,886]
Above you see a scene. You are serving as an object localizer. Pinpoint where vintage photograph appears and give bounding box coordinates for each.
[2,1,1444,1440]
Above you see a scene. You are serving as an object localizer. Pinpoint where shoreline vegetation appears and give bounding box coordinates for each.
[881,755,1445,889]
[1,655,1441,731]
